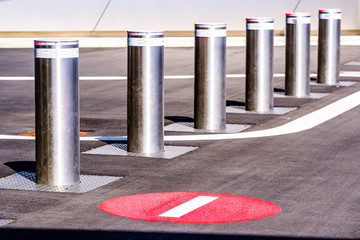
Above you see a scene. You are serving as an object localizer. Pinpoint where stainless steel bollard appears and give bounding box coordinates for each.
[194,23,227,132]
[285,13,311,97]
[246,18,274,113]
[35,39,80,186]
[317,9,341,85]
[127,31,164,156]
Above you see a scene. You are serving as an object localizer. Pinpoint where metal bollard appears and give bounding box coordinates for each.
[317,9,341,85]
[35,39,80,186]
[127,31,164,156]
[246,18,274,113]
[194,23,227,132]
[285,13,311,97]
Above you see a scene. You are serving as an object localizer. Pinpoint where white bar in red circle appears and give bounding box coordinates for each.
[159,196,219,218]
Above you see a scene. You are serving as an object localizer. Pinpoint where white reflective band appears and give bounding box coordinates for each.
[128,37,164,46]
[195,29,227,37]
[319,13,342,19]
[287,17,311,24]
[35,48,79,58]
[247,22,274,30]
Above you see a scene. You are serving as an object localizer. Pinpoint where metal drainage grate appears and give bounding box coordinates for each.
[0,171,120,193]
[274,92,330,99]
[226,106,297,115]
[83,143,198,159]
[164,122,251,133]
[0,219,14,227]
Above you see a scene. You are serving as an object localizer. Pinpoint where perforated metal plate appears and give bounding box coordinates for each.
[274,92,330,99]
[344,61,360,66]
[310,80,356,86]
[226,106,297,115]
[0,219,14,227]
[164,122,251,133]
[0,171,120,193]
[84,143,198,159]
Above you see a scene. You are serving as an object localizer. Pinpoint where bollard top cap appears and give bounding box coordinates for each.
[127,30,164,37]
[34,39,79,46]
[319,9,341,14]
[286,12,311,17]
[246,17,274,23]
[195,23,227,28]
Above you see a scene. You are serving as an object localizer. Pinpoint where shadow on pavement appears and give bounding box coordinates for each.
[0,229,353,240]
[165,116,194,122]
[4,161,35,173]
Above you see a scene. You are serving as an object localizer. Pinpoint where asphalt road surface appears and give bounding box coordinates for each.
[0,44,359,239]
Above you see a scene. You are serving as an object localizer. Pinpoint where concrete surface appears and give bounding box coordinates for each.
[0,42,359,239]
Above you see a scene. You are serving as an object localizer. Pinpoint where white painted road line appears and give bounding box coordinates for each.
[163,89,360,141]
[1,89,360,142]
[0,77,34,81]
[339,71,360,77]
[159,196,218,218]
[81,89,360,142]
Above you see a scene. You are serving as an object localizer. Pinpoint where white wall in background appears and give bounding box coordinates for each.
[0,0,358,31]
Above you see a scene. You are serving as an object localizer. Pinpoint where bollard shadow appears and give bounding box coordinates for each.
[226,100,245,107]
[5,161,35,173]
[165,116,194,123]
[274,88,285,93]
[4,161,36,182]
[310,77,317,82]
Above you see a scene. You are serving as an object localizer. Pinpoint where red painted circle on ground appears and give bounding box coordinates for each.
[99,192,281,223]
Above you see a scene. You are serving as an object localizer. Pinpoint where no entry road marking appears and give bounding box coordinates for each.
[99,192,281,223]
[159,196,218,218]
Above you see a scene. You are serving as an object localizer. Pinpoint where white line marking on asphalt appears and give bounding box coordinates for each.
[159,196,218,218]
[1,88,360,142]
[339,71,360,77]
[81,89,360,142]
[0,77,34,81]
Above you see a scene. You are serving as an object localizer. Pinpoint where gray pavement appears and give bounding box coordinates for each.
[0,45,359,239]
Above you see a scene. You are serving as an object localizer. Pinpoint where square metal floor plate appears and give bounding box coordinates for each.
[226,106,297,115]
[344,62,360,66]
[0,219,14,227]
[274,92,330,99]
[164,122,251,133]
[0,171,120,193]
[84,143,198,159]
[310,80,357,86]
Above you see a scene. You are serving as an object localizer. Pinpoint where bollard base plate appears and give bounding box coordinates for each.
[274,92,330,99]
[164,122,251,133]
[311,81,357,86]
[226,106,296,115]
[83,144,198,159]
[0,171,120,193]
